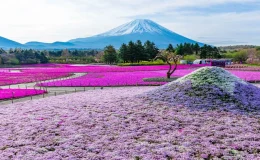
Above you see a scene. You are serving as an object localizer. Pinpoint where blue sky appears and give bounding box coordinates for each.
[0,0,259,46]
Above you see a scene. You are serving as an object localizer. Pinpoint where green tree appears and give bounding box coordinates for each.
[166,44,175,53]
[176,43,184,56]
[144,40,159,60]
[119,43,128,63]
[183,43,193,55]
[103,45,118,64]
[200,44,208,59]
[183,55,197,63]
[135,40,145,62]
[127,41,136,63]
[193,43,200,55]
[233,50,248,63]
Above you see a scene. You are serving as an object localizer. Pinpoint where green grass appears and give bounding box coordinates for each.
[143,77,179,82]
[117,60,166,66]
[245,64,260,67]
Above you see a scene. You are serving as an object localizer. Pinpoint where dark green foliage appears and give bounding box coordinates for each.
[103,45,118,64]
[193,43,200,55]
[119,40,159,63]
[200,45,221,59]
[13,49,49,64]
[166,44,175,53]
[119,43,128,63]
[176,43,184,55]
[144,40,159,60]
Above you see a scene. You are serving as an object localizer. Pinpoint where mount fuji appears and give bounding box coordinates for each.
[69,19,203,49]
[0,19,204,49]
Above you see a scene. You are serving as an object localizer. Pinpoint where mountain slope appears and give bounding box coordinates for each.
[0,36,23,49]
[25,41,75,49]
[2,19,204,49]
[69,19,203,48]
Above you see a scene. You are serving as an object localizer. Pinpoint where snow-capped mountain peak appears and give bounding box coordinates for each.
[95,19,172,37]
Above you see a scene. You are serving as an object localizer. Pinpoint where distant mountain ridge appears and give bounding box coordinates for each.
[0,36,23,49]
[0,19,204,49]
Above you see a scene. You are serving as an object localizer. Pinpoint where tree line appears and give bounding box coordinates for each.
[102,41,221,64]
[0,48,48,65]
[103,40,159,64]
[0,48,100,65]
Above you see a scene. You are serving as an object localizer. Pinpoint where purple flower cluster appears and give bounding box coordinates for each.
[142,67,260,114]
[0,87,259,159]
[0,89,46,100]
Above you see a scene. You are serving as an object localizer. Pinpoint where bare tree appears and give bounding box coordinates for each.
[155,51,182,79]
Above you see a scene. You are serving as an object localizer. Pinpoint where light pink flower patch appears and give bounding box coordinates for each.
[0,87,259,159]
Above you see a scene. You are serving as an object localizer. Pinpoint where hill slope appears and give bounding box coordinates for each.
[0,36,23,49]
[69,19,203,49]
[142,67,260,113]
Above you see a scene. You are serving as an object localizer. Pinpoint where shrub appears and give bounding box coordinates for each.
[183,55,197,63]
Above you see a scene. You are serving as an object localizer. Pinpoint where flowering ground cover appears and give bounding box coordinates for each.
[38,70,193,87]
[21,64,208,74]
[0,87,259,159]
[37,68,260,87]
[0,89,46,100]
[0,72,70,86]
[226,65,260,72]
[143,67,260,113]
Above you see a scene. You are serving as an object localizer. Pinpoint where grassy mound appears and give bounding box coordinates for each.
[142,67,260,113]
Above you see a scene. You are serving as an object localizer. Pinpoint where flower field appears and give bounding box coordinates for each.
[0,71,70,86]
[37,70,194,87]
[0,87,259,159]
[38,69,260,87]
[0,89,46,100]
[1,64,260,101]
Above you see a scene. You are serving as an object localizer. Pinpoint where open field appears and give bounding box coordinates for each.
[1,64,260,103]
[1,86,259,159]
[0,64,260,159]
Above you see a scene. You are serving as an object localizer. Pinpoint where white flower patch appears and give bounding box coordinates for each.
[175,67,248,93]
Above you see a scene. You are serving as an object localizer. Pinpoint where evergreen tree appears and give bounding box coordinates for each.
[135,40,145,62]
[103,45,118,64]
[127,41,136,63]
[193,43,200,55]
[200,45,208,59]
[166,44,175,53]
[176,43,184,56]
[119,43,128,63]
[144,41,159,60]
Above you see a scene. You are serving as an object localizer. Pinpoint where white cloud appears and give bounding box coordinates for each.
[0,0,259,45]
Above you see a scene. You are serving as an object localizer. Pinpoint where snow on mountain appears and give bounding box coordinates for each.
[69,19,203,49]
[1,19,204,49]
[95,19,173,37]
